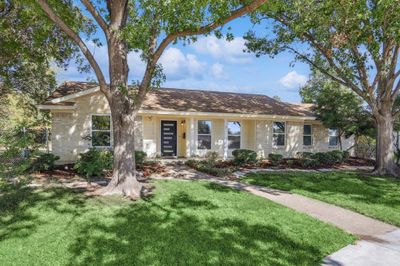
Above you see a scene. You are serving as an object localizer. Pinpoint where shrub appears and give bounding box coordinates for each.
[296,152,313,159]
[232,149,257,165]
[196,164,232,177]
[30,153,60,172]
[327,150,344,163]
[205,151,219,165]
[185,159,198,168]
[342,150,350,161]
[300,158,319,168]
[312,152,335,166]
[74,149,113,178]
[134,150,147,167]
[268,153,284,166]
[286,159,295,167]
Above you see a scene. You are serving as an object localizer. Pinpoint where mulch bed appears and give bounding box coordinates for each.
[30,162,167,183]
[255,157,375,170]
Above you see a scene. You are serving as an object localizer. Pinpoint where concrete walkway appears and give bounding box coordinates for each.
[153,164,400,265]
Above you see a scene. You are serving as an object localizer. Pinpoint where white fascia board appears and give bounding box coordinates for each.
[50,87,100,103]
[36,104,77,110]
[138,109,317,121]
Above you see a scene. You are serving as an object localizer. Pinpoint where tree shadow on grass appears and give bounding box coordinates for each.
[244,171,400,207]
[68,191,325,266]
[0,181,87,241]
[203,182,241,193]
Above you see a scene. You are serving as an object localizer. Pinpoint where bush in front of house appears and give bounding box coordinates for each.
[30,153,60,172]
[311,152,335,166]
[205,151,219,166]
[232,149,257,166]
[74,148,113,178]
[327,150,344,163]
[296,152,313,159]
[134,150,147,167]
[268,153,284,166]
[342,150,350,161]
[185,159,237,177]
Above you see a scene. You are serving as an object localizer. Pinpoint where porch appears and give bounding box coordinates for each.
[141,114,256,159]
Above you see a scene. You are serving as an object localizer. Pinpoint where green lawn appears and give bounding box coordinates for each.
[240,171,400,227]
[0,178,354,266]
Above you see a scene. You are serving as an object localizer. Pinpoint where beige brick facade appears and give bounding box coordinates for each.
[49,91,353,163]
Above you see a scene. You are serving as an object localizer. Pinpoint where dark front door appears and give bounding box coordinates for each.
[161,121,177,157]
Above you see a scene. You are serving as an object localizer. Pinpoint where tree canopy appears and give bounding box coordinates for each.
[300,71,374,141]
[244,0,400,175]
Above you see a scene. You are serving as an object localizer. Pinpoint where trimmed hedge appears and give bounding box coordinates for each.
[185,159,237,177]
[232,149,257,165]
[297,150,350,168]
[268,154,284,166]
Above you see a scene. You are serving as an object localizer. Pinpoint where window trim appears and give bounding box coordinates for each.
[227,121,241,150]
[91,114,112,148]
[272,121,286,147]
[197,120,212,150]
[328,128,340,147]
[303,124,313,146]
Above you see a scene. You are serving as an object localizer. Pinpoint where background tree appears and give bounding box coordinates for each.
[300,71,374,150]
[0,0,81,127]
[35,0,267,198]
[245,0,400,176]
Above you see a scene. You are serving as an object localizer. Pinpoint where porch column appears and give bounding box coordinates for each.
[223,119,228,160]
[189,117,195,157]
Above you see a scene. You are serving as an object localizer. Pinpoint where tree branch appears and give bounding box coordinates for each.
[80,0,109,36]
[152,0,267,65]
[136,16,160,109]
[37,0,110,98]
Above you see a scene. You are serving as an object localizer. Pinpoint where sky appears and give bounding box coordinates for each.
[56,16,311,103]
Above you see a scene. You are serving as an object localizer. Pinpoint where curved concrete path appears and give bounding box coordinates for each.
[153,164,400,265]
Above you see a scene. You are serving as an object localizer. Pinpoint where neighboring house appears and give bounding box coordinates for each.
[38,81,354,164]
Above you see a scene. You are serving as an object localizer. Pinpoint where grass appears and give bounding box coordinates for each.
[0,178,354,266]
[240,171,400,227]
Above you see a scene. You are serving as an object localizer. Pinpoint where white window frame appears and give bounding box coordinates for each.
[272,121,286,147]
[197,120,212,150]
[303,124,313,146]
[227,121,241,150]
[328,128,339,147]
[91,114,112,148]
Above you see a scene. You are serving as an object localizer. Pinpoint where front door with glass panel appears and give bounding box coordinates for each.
[161,121,177,157]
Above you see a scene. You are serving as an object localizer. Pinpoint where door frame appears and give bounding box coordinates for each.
[160,119,178,157]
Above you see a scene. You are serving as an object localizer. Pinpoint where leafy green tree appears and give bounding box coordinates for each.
[35,0,267,197]
[0,1,80,126]
[300,71,375,150]
[245,0,400,176]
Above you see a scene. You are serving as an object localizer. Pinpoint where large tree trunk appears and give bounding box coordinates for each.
[374,110,400,177]
[100,98,143,198]
[100,26,144,198]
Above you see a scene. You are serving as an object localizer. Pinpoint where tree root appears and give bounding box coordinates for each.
[96,177,144,200]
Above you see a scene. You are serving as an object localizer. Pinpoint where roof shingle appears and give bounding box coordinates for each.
[45,81,314,117]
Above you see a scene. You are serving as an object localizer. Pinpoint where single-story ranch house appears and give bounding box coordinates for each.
[38,81,354,164]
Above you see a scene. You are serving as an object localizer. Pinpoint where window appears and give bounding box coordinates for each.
[303,125,313,146]
[228,121,241,149]
[198,120,212,149]
[273,122,286,146]
[91,115,111,147]
[329,128,339,146]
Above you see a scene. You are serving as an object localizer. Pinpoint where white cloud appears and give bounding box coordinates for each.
[211,63,227,79]
[159,48,206,80]
[192,36,252,64]
[279,71,308,89]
